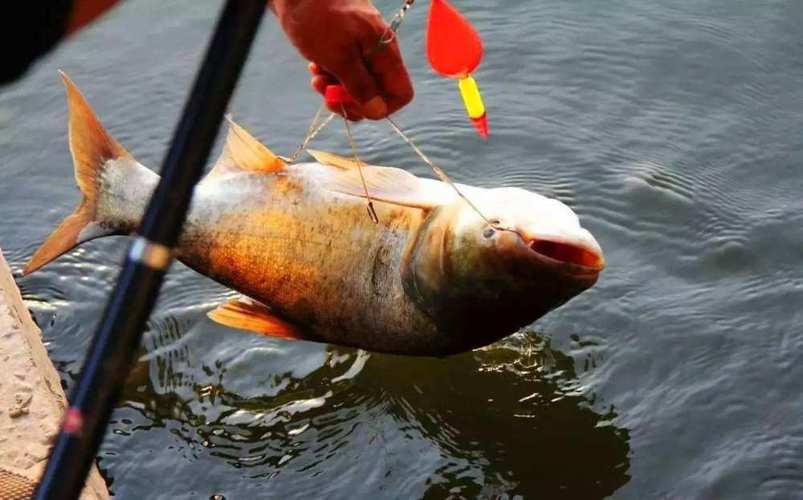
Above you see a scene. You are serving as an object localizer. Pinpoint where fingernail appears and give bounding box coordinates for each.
[363,96,388,119]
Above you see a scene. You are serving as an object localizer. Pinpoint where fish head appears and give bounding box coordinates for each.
[452,186,605,282]
[403,186,604,351]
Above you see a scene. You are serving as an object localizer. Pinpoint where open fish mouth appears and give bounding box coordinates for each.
[528,238,605,272]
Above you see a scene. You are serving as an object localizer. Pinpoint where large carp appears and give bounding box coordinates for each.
[24,73,605,356]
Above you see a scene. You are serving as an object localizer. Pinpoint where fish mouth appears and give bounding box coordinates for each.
[527,237,605,273]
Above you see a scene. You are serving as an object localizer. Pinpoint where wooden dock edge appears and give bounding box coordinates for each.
[0,249,109,500]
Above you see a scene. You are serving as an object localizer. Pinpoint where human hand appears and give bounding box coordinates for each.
[271,0,414,120]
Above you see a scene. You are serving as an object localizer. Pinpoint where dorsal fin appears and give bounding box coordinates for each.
[207,117,285,177]
[307,149,364,170]
[328,165,452,210]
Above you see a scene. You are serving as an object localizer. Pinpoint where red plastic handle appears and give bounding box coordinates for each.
[324,84,356,108]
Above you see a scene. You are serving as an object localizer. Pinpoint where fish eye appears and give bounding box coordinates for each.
[483,227,496,238]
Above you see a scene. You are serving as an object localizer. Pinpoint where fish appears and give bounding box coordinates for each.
[23,72,605,356]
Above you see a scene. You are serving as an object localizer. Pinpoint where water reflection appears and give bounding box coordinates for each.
[362,336,630,498]
[110,309,629,499]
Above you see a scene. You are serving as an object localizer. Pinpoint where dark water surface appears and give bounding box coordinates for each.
[2,1,802,498]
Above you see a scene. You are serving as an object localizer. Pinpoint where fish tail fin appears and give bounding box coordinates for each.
[23,71,136,275]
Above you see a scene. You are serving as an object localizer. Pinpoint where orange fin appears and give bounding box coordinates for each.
[207,298,306,341]
[206,117,285,178]
[327,164,451,210]
[24,72,133,275]
[307,149,366,170]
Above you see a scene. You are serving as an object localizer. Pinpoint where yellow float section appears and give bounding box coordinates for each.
[458,75,485,119]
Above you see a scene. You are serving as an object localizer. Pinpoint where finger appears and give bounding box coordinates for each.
[326,100,364,121]
[375,43,414,114]
[362,35,414,116]
[310,66,364,120]
[309,62,336,79]
[311,74,336,95]
[311,74,363,121]
[327,49,387,120]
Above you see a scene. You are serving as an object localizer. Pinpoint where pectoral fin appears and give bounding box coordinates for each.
[207,298,306,341]
[307,149,365,170]
[327,164,455,210]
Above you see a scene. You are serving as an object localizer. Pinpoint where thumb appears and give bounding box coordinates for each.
[329,55,388,120]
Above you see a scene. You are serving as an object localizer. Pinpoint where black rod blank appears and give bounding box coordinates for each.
[34,1,266,498]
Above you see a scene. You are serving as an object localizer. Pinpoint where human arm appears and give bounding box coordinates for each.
[3,0,415,121]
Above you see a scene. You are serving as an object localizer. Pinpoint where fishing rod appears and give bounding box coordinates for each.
[34,1,266,498]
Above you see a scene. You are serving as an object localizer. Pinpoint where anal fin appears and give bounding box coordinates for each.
[207,298,307,341]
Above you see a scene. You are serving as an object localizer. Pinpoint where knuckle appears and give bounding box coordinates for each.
[399,84,414,105]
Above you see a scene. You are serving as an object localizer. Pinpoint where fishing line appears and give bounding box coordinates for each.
[288,0,503,232]
[368,0,497,229]
[288,104,335,163]
[342,105,380,224]
[385,117,494,226]
[381,0,416,45]
[291,0,416,164]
